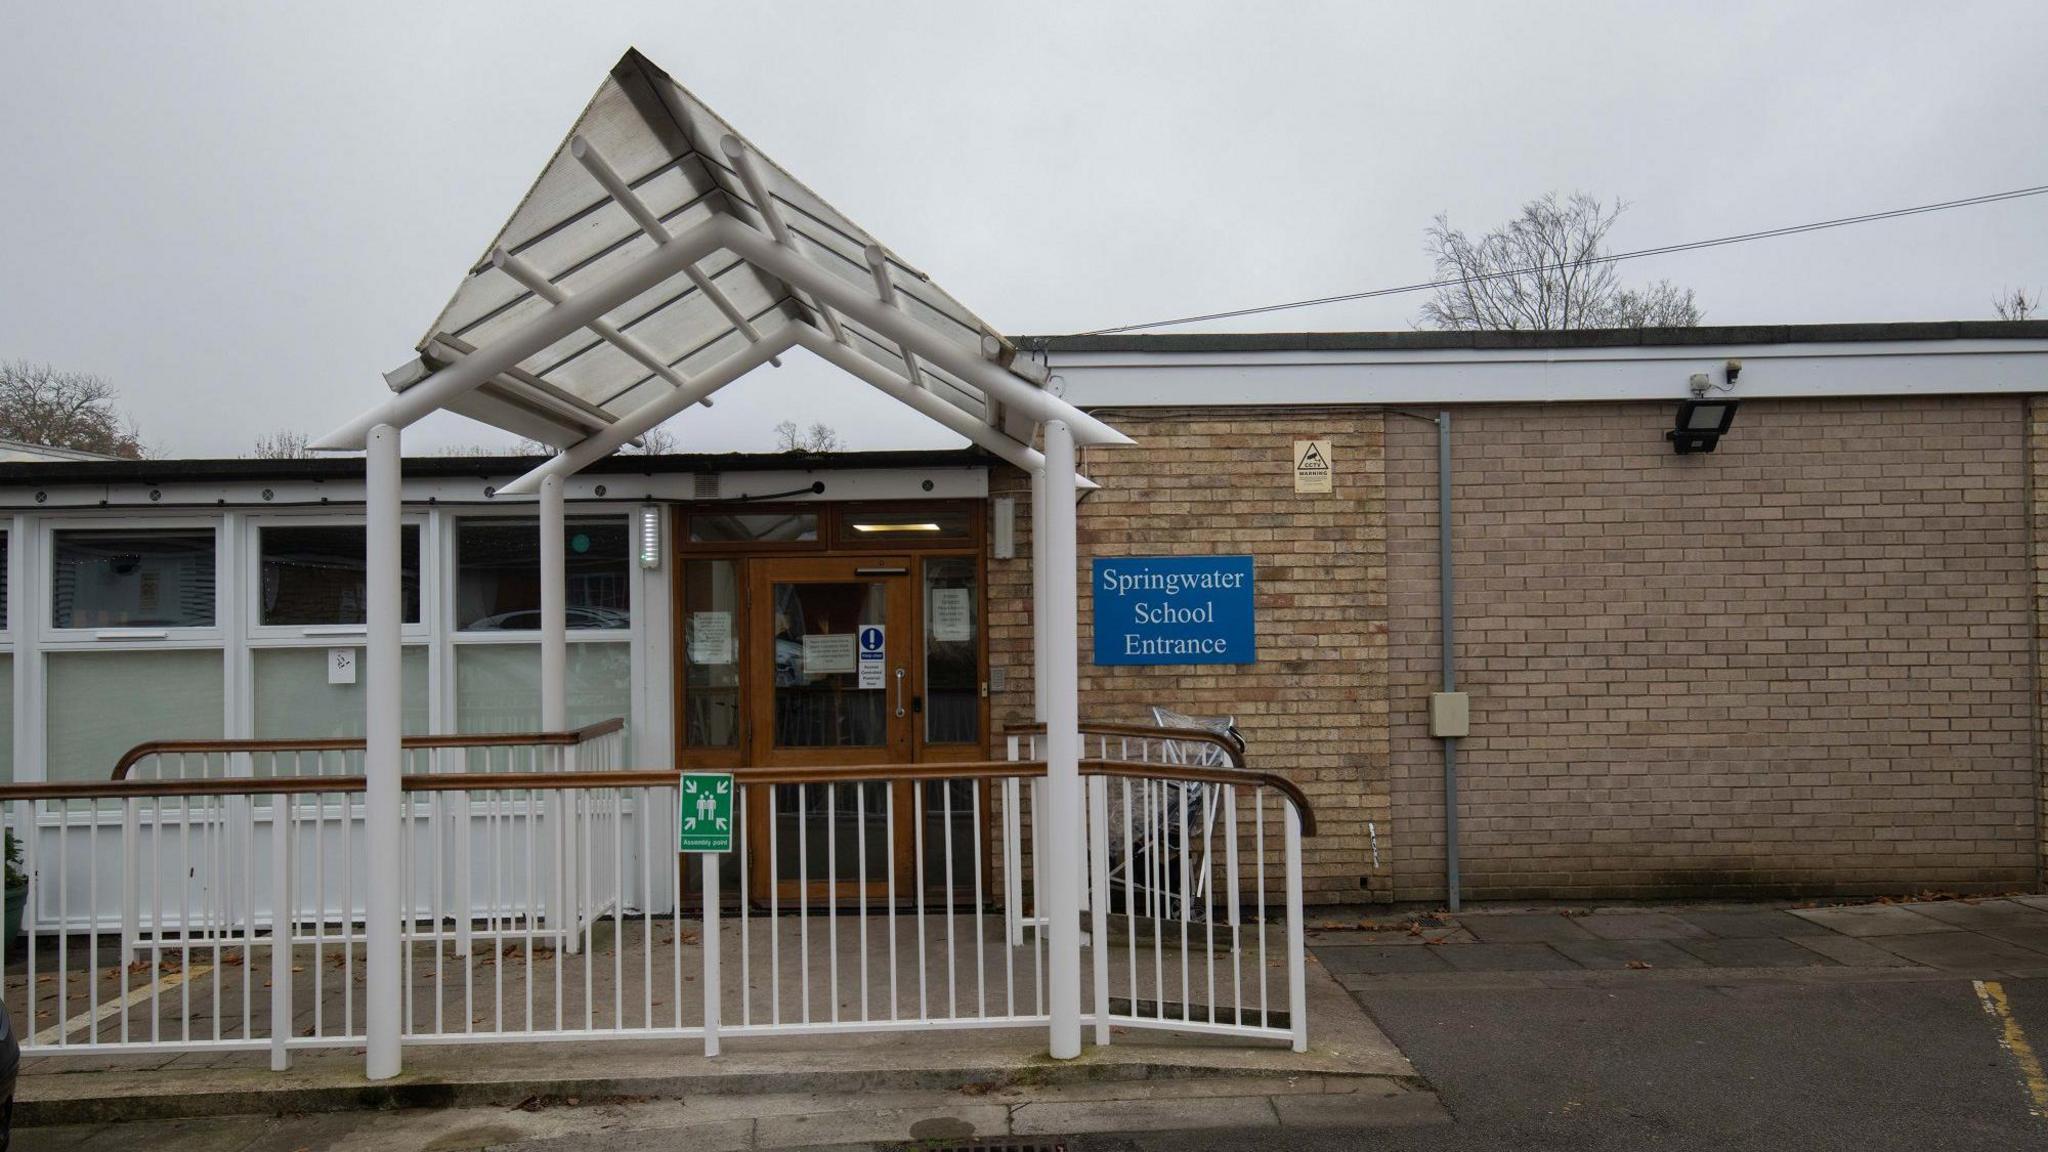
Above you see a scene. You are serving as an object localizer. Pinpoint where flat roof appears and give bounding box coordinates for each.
[0,448,990,487]
[1025,319,2048,355]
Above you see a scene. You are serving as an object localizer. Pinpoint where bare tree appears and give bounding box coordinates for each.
[0,360,147,457]
[773,420,843,452]
[1993,287,2041,321]
[251,429,312,459]
[1418,192,1701,331]
[433,440,554,457]
[624,425,678,455]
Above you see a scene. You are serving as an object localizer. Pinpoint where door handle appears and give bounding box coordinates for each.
[894,666,907,718]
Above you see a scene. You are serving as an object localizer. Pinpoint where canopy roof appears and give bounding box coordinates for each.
[320,48,1125,493]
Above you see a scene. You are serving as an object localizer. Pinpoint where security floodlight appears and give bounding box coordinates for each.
[1667,400,1738,455]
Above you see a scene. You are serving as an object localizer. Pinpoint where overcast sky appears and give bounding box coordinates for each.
[3,2,2044,458]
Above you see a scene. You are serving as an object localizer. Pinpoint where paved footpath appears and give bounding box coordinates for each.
[1060,896,2048,1151]
[18,897,2048,1150]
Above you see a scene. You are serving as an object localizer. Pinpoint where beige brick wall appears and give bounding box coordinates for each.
[987,409,1392,904]
[1387,397,2039,901]
[2032,396,2048,886]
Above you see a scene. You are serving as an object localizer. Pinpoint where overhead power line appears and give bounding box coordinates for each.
[1074,183,2048,336]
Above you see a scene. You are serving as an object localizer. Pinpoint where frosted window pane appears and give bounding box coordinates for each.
[46,650,223,783]
[455,643,631,752]
[0,655,11,784]
[252,647,428,740]
[52,530,216,629]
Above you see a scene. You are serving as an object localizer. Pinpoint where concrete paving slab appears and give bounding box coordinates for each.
[1306,925,1473,947]
[1968,926,2048,956]
[1270,1084,1453,1128]
[1673,908,1819,938]
[1012,1093,1275,1135]
[1787,934,1924,968]
[754,1102,1012,1148]
[1787,903,1956,937]
[1570,912,1712,942]
[1674,937,1838,968]
[1457,912,1599,945]
[1547,939,1708,971]
[2013,895,2048,914]
[1436,944,1579,973]
[1895,898,2048,933]
[1855,930,2048,976]
[1314,945,1453,976]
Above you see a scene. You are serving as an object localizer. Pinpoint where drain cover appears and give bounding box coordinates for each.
[884,1131,1064,1139]
[888,1141,1066,1152]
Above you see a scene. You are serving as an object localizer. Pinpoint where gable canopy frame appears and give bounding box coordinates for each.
[313,48,1122,1084]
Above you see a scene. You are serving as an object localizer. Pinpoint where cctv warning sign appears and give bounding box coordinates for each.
[1293,439,1333,494]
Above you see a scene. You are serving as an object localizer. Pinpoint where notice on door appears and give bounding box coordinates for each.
[802,633,857,675]
[688,611,734,665]
[1293,439,1333,494]
[930,587,973,643]
[857,624,887,688]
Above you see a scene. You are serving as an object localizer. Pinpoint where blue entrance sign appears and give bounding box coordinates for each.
[1092,555,1256,665]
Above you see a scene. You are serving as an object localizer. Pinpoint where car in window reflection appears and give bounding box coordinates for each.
[465,606,631,632]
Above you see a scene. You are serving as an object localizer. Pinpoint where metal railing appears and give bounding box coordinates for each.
[2,725,1312,1067]
[1006,721,1310,1050]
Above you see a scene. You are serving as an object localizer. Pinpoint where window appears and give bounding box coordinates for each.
[0,529,9,630]
[455,642,631,744]
[45,650,223,783]
[456,517,628,631]
[688,511,817,544]
[51,528,216,629]
[0,655,11,784]
[923,557,979,744]
[682,559,740,747]
[258,524,421,626]
[252,646,429,739]
[833,505,974,548]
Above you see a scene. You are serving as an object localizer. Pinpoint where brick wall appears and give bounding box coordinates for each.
[1387,397,2038,901]
[987,409,1392,904]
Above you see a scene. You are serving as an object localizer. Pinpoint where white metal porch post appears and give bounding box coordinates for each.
[364,423,404,1080]
[539,474,572,945]
[1031,464,1048,724]
[1041,420,1083,1060]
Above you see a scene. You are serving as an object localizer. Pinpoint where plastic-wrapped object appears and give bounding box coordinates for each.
[1149,706,1245,767]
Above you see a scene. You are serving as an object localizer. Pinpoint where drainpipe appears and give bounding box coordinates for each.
[1436,411,1460,912]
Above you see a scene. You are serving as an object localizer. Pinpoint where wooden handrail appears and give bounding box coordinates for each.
[1083,759,1315,837]
[2,755,1316,835]
[1003,719,1247,769]
[110,717,629,780]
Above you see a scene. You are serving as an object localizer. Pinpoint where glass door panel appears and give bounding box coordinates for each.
[770,580,887,748]
[746,556,913,900]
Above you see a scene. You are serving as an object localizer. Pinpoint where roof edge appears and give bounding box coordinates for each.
[1025,320,2048,355]
[0,448,993,487]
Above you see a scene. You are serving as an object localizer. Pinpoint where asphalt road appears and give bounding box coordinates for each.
[1074,975,2048,1152]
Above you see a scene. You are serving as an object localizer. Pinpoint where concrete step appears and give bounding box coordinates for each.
[17,1075,1450,1151]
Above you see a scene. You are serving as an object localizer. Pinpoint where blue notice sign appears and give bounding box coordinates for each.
[1092,555,1256,665]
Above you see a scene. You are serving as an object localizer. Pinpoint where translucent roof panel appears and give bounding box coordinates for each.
[397,48,1041,448]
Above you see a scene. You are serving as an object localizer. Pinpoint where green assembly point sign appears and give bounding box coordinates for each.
[678,772,735,853]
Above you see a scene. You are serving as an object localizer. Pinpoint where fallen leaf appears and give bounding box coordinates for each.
[1626,959,1652,970]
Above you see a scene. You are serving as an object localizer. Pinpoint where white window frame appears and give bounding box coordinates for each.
[445,509,636,739]
[28,512,230,809]
[40,515,226,643]
[244,511,432,642]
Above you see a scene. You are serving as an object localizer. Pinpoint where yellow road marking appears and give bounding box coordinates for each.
[1975,979,2048,1119]
[31,964,213,1047]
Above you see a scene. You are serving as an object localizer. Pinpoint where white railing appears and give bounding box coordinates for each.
[2,724,1311,1069]
[1008,723,1309,1051]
